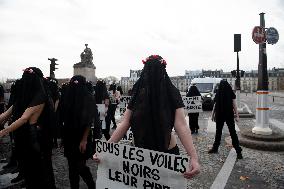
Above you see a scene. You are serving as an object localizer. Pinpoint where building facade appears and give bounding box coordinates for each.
[119,68,284,93]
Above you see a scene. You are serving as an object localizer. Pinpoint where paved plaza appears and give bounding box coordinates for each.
[1,93,284,189]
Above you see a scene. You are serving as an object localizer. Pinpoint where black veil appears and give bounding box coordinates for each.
[128,55,183,152]
[61,75,96,146]
[13,67,47,119]
[94,80,109,104]
[186,85,201,97]
[214,80,235,120]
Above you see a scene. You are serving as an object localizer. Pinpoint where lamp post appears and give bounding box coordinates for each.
[252,13,277,135]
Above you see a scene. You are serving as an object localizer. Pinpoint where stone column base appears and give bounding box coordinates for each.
[252,126,272,135]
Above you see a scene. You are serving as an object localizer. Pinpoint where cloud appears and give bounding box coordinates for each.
[0,0,284,80]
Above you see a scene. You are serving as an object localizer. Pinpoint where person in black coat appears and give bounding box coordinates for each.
[186,85,201,134]
[61,75,96,189]
[208,80,243,159]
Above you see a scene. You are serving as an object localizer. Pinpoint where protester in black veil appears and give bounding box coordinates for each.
[2,79,26,184]
[0,67,56,189]
[117,85,123,95]
[61,75,96,189]
[186,85,201,134]
[94,55,200,179]
[46,77,60,148]
[209,79,243,159]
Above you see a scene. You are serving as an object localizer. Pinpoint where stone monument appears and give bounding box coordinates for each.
[73,44,97,83]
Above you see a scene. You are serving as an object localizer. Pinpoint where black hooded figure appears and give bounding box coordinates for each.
[117,85,123,95]
[45,77,60,148]
[209,80,243,159]
[186,85,201,134]
[0,67,56,189]
[61,75,96,189]
[127,55,186,153]
[94,55,200,179]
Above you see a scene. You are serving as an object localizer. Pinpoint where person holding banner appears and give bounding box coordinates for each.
[61,75,96,189]
[186,85,201,134]
[94,55,200,179]
[208,79,243,159]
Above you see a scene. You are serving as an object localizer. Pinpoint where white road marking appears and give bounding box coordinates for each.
[210,149,237,189]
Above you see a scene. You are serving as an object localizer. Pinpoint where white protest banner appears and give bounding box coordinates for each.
[182,96,203,113]
[97,104,106,129]
[96,140,189,189]
[121,129,134,141]
[119,105,127,116]
[118,96,132,116]
[120,95,132,104]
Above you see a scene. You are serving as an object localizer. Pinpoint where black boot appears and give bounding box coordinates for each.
[208,147,218,153]
[237,153,243,159]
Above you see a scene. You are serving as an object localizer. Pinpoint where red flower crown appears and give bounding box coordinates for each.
[142,55,167,66]
[23,68,34,74]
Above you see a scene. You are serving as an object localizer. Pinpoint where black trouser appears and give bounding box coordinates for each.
[188,113,199,132]
[106,104,117,128]
[102,119,110,140]
[20,127,56,189]
[213,118,242,154]
[67,157,95,189]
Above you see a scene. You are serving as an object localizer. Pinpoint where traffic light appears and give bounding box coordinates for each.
[50,61,58,72]
[48,58,58,78]
[240,70,245,77]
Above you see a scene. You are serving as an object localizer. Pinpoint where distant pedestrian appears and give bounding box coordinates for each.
[117,85,123,95]
[94,80,110,140]
[127,88,133,96]
[209,79,243,159]
[45,77,60,148]
[61,75,96,189]
[106,83,121,130]
[186,85,201,134]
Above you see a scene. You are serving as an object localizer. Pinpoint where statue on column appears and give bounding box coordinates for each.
[75,44,95,68]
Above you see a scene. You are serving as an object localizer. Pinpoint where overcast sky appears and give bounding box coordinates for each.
[0,0,283,80]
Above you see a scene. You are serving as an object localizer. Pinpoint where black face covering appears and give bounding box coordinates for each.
[214,80,236,120]
[13,67,47,119]
[186,85,201,97]
[95,80,109,103]
[62,75,96,139]
[128,55,184,152]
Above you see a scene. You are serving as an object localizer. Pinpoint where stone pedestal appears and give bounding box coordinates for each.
[73,64,97,83]
[73,44,97,83]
